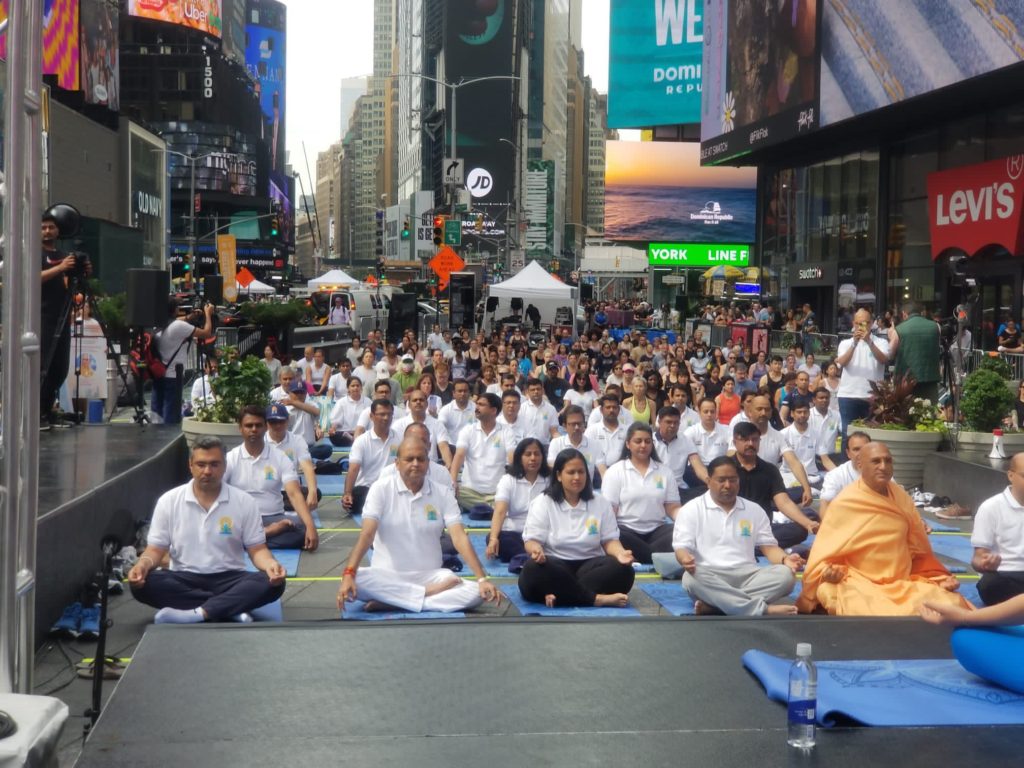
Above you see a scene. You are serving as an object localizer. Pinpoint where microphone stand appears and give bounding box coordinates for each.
[83,535,121,739]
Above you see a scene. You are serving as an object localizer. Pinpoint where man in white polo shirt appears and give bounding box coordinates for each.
[585,394,629,480]
[450,393,516,511]
[129,436,286,624]
[520,378,560,447]
[394,389,453,466]
[818,431,872,518]
[328,375,370,447]
[337,437,500,614]
[971,452,1024,606]
[547,405,599,471]
[225,405,319,552]
[496,389,527,444]
[343,398,399,516]
[835,308,890,448]
[437,378,476,455]
[654,405,707,502]
[266,403,320,513]
[672,456,802,616]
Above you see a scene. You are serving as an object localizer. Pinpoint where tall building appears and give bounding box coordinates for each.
[586,90,614,237]
[564,45,590,260]
[315,141,344,262]
[340,76,369,138]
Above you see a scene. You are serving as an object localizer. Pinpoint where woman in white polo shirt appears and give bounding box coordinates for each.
[486,438,549,562]
[518,448,636,608]
[600,422,681,564]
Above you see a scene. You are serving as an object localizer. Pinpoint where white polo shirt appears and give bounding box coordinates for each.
[654,433,699,489]
[522,493,620,561]
[836,336,890,399]
[326,372,351,399]
[584,420,628,469]
[684,422,732,465]
[677,407,700,431]
[672,492,777,569]
[455,422,515,493]
[587,407,634,428]
[810,408,840,456]
[394,413,449,458]
[147,481,264,573]
[349,428,400,488]
[601,459,680,533]
[728,411,750,429]
[437,400,476,445]
[190,375,217,411]
[780,424,820,483]
[357,403,406,431]
[224,443,297,517]
[820,460,859,502]
[267,430,312,471]
[520,398,559,442]
[379,461,453,489]
[362,474,461,572]
[288,404,318,444]
[496,413,527,445]
[972,488,1024,571]
[494,473,546,532]
[329,395,371,432]
[547,434,599,472]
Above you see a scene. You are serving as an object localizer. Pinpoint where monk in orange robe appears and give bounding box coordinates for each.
[797,442,973,616]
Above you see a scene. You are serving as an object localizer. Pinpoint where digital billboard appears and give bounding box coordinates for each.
[445,0,515,217]
[820,1,1024,127]
[0,0,80,91]
[605,139,757,243]
[245,0,286,173]
[700,0,820,165]
[608,0,704,128]
[80,0,118,110]
[126,0,222,39]
[648,242,750,268]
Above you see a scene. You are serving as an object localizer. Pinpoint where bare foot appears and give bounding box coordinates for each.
[694,600,725,616]
[544,594,557,608]
[363,600,401,613]
[766,604,799,615]
[594,593,630,607]
[424,573,462,597]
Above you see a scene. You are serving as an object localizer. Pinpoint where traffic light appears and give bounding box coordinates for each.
[432,215,445,246]
[270,215,280,238]
[182,257,192,273]
[401,219,411,240]
[376,209,384,257]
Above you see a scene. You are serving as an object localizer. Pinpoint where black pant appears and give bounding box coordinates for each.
[261,513,307,549]
[978,571,1024,606]
[679,485,706,503]
[495,530,525,562]
[617,523,675,565]
[282,488,322,511]
[771,521,810,550]
[131,569,285,622]
[351,485,370,517]
[519,555,635,607]
[329,432,354,447]
[41,323,70,418]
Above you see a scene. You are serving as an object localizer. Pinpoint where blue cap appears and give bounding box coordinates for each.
[266,403,289,422]
[288,378,307,393]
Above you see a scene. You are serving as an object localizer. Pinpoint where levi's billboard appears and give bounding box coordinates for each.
[927,155,1024,260]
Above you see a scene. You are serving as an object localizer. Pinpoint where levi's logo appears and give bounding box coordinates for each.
[935,182,1015,226]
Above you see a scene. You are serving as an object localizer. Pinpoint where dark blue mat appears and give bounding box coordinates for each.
[245,549,300,577]
[501,584,642,618]
[468,533,517,578]
[925,519,960,533]
[742,649,1024,726]
[318,476,348,496]
[340,601,465,621]
[251,599,283,622]
[929,534,974,564]
[640,579,802,616]
[958,579,983,608]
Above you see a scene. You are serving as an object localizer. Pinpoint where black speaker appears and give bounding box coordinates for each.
[580,284,593,302]
[126,269,170,328]
[675,295,687,314]
[204,275,224,304]
[485,296,499,312]
[387,293,418,345]
[510,297,523,313]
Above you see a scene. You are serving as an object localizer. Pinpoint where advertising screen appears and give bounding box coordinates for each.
[605,139,756,243]
[648,242,750,268]
[80,0,118,110]
[700,0,820,165]
[0,0,80,91]
[608,0,704,128]
[445,0,516,219]
[820,1,1024,127]
[245,0,286,173]
[126,0,222,38]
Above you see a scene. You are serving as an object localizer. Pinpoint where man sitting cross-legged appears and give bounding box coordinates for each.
[129,436,286,624]
[336,437,501,614]
[672,456,802,616]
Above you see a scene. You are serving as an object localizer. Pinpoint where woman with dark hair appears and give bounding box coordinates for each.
[519,448,636,608]
[600,423,681,564]
[571,355,600,393]
[562,369,597,418]
[487,438,550,562]
[644,370,667,412]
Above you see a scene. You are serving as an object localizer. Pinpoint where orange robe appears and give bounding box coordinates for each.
[797,479,973,616]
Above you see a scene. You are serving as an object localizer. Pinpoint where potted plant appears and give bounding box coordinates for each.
[955,367,1024,453]
[853,375,946,488]
[181,348,271,449]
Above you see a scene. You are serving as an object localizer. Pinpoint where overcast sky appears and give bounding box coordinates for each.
[283,0,612,185]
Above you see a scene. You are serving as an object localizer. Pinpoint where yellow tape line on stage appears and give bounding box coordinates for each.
[80,657,132,664]
[286,572,669,583]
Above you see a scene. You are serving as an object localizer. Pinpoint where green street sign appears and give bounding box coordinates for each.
[647,243,751,268]
[444,219,462,246]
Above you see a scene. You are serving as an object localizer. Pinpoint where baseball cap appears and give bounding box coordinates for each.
[401,354,414,364]
[622,363,636,373]
[546,361,559,370]
[266,404,289,422]
[288,378,306,393]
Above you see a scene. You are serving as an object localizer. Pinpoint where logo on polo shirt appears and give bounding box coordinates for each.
[218,517,233,536]
[425,504,439,522]
[739,520,752,538]
[263,466,276,481]
[389,445,399,459]
[654,475,665,490]
[585,517,599,536]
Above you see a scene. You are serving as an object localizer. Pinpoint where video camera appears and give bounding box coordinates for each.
[44,203,92,280]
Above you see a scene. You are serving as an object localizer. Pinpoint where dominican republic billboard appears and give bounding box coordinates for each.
[126,0,222,39]
[608,0,704,128]
[245,0,286,174]
[0,0,80,91]
[700,0,820,164]
[80,0,119,110]
[605,139,756,244]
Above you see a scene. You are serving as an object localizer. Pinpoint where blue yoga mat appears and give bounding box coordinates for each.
[929,534,975,564]
[245,549,300,577]
[251,599,283,622]
[958,579,983,608]
[310,509,323,528]
[640,579,803,616]
[925,519,960,533]
[318,476,348,496]
[468,534,517,578]
[340,601,465,621]
[742,649,1024,726]
[501,584,642,618]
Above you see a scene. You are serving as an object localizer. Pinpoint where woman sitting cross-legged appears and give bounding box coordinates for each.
[600,422,681,564]
[487,438,550,563]
[518,448,636,608]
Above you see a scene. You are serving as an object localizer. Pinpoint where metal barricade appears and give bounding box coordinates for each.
[968,349,1024,379]
[216,324,262,359]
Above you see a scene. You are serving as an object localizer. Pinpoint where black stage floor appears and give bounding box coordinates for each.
[77,617,1021,767]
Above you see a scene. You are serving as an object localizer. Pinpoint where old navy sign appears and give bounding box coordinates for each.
[927,155,1024,260]
[647,242,750,268]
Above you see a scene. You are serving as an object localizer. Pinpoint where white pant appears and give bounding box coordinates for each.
[356,567,483,613]
[682,563,795,616]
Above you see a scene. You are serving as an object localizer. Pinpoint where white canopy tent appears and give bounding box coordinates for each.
[485,261,578,336]
[237,278,276,295]
[308,269,360,289]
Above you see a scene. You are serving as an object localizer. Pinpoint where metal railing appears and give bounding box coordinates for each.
[966,349,1024,380]
[217,324,262,359]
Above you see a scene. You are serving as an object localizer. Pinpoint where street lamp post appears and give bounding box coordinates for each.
[152,148,219,287]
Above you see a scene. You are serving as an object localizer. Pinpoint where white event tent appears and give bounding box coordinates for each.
[307,269,360,289]
[236,278,276,295]
[485,261,578,335]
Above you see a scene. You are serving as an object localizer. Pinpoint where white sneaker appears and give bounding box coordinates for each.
[230,612,254,623]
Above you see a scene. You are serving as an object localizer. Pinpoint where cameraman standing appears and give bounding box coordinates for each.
[40,214,78,429]
[153,298,216,424]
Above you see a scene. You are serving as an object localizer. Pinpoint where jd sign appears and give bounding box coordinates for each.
[647,243,751,268]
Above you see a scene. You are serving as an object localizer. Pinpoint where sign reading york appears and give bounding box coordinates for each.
[647,243,750,268]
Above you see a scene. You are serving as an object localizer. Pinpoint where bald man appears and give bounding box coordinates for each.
[818,431,872,519]
[798,442,972,616]
[834,308,889,448]
[969,453,1024,606]
[337,438,500,614]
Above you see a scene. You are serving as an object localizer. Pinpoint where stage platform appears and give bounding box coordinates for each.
[77,617,1021,767]
[924,450,1008,513]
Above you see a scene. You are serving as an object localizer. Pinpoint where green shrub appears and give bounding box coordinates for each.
[961,368,1014,432]
[195,349,271,423]
[976,355,1013,381]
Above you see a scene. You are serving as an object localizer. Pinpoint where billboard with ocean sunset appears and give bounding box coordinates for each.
[604,140,757,244]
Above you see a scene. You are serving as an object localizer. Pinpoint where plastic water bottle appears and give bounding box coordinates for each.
[787,642,817,748]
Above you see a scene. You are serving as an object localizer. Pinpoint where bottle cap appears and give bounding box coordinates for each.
[796,642,812,657]
[994,429,1004,437]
